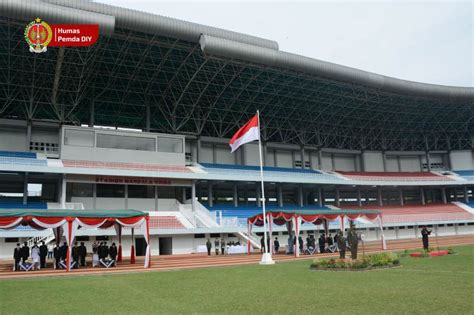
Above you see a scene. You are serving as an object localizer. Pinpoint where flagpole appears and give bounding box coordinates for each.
[257,110,274,265]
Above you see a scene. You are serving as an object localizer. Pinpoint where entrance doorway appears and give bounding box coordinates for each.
[135,237,147,256]
[159,237,172,255]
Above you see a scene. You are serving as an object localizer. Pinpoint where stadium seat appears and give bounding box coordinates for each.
[336,171,454,182]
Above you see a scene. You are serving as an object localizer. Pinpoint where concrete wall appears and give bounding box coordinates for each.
[450,150,474,170]
[0,128,27,151]
[71,197,179,211]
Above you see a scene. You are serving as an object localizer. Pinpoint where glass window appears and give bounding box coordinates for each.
[157,137,183,153]
[97,184,125,198]
[97,134,156,151]
[157,186,176,198]
[71,183,93,197]
[64,129,94,147]
[128,185,155,198]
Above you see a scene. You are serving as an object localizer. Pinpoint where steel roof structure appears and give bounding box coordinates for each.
[1,0,473,151]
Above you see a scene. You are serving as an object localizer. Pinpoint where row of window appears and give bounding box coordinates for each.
[69,183,182,198]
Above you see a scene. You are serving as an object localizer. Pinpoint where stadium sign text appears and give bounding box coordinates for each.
[25,18,99,53]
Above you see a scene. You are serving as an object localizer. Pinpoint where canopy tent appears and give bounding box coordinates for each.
[0,209,150,271]
[247,209,386,257]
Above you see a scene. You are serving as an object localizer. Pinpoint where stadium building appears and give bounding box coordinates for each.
[0,1,473,258]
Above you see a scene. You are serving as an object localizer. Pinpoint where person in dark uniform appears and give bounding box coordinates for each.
[21,241,29,263]
[260,236,265,253]
[109,243,118,266]
[39,241,48,268]
[13,243,21,271]
[206,239,212,256]
[421,226,432,250]
[53,243,61,269]
[220,238,226,255]
[337,231,346,259]
[79,242,87,267]
[103,242,109,259]
[98,242,104,260]
[318,234,325,253]
[72,242,79,269]
[60,242,68,262]
[327,234,334,247]
[298,235,303,254]
[274,237,280,254]
[347,225,359,259]
[214,238,220,255]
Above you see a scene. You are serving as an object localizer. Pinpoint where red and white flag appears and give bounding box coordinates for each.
[229,114,260,152]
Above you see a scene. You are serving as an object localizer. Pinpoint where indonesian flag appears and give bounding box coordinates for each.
[229,114,260,152]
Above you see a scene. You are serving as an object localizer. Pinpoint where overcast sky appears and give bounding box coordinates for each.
[99,0,473,87]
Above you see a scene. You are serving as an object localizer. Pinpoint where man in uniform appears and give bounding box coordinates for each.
[274,237,280,254]
[337,231,346,259]
[60,241,68,263]
[79,242,87,267]
[347,224,359,259]
[220,238,226,255]
[109,243,118,266]
[214,238,220,255]
[318,234,325,253]
[21,241,29,264]
[39,241,48,268]
[421,226,432,250]
[53,243,61,269]
[71,242,79,269]
[13,243,21,271]
[206,239,212,256]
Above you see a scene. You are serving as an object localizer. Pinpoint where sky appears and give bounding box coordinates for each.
[98,0,473,87]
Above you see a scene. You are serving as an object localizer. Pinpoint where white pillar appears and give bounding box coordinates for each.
[93,183,97,210]
[124,184,128,209]
[300,146,305,169]
[420,188,426,205]
[318,187,323,207]
[233,183,238,207]
[23,172,28,205]
[154,185,158,211]
[378,188,383,206]
[256,184,261,207]
[196,137,201,163]
[335,187,340,207]
[441,187,447,204]
[192,181,197,211]
[277,185,283,207]
[298,186,304,207]
[399,188,404,206]
[357,188,362,207]
[464,186,469,203]
[60,176,67,208]
[208,182,213,207]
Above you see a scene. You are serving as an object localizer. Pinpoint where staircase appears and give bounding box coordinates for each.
[27,231,56,247]
[237,230,261,249]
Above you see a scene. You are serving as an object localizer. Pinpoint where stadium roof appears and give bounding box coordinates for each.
[1,0,473,151]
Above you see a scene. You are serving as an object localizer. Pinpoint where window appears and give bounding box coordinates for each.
[76,236,90,242]
[157,186,176,199]
[97,184,124,198]
[227,233,236,237]
[5,238,19,243]
[95,236,109,241]
[157,137,183,153]
[210,233,220,238]
[194,234,205,239]
[71,183,93,197]
[97,134,156,151]
[64,129,94,147]
[128,185,155,198]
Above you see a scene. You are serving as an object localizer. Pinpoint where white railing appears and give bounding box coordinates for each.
[27,231,56,247]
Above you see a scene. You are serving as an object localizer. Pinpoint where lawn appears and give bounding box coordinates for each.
[1,245,473,315]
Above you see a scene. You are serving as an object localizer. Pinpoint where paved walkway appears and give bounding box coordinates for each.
[0,235,472,279]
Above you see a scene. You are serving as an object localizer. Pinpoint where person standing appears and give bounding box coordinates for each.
[79,242,87,267]
[103,242,109,260]
[260,236,265,253]
[214,238,220,255]
[337,231,346,259]
[60,241,68,263]
[53,243,61,269]
[421,226,432,251]
[31,242,40,270]
[347,225,359,259]
[39,241,48,268]
[72,242,79,269]
[21,241,29,264]
[13,243,21,271]
[47,243,54,259]
[220,238,226,255]
[298,235,303,254]
[318,234,325,253]
[92,242,99,267]
[109,243,118,266]
[206,239,212,256]
[274,237,280,254]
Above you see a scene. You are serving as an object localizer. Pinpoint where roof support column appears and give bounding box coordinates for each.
[382,151,387,172]
[420,187,426,205]
[360,150,366,172]
[317,149,323,170]
[397,156,402,172]
[318,187,323,207]
[300,145,305,169]
[298,185,304,207]
[145,104,151,132]
[256,183,261,207]
[331,153,335,171]
[277,185,283,207]
[425,151,431,172]
[192,181,197,212]
[89,101,95,127]
[154,185,159,211]
[124,184,128,209]
[196,137,201,164]
[399,188,404,206]
[357,187,362,207]
[212,144,217,164]
[233,183,238,207]
[93,183,97,210]
[378,188,383,207]
[262,142,267,167]
[23,172,28,205]
[441,187,447,204]
[208,182,213,208]
[26,121,32,151]
[273,149,278,167]
[60,175,66,208]
[335,187,340,207]
[464,186,469,203]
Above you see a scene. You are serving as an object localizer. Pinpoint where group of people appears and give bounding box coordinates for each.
[205,238,242,255]
[13,240,119,271]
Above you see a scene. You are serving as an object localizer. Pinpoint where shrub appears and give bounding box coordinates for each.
[447,247,455,255]
[310,252,399,270]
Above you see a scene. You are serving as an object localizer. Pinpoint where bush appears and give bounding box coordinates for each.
[447,247,455,255]
[310,252,399,270]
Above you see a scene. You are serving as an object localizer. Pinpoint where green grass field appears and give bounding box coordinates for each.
[1,245,473,314]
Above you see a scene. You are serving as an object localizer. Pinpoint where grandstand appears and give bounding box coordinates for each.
[0,1,472,258]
